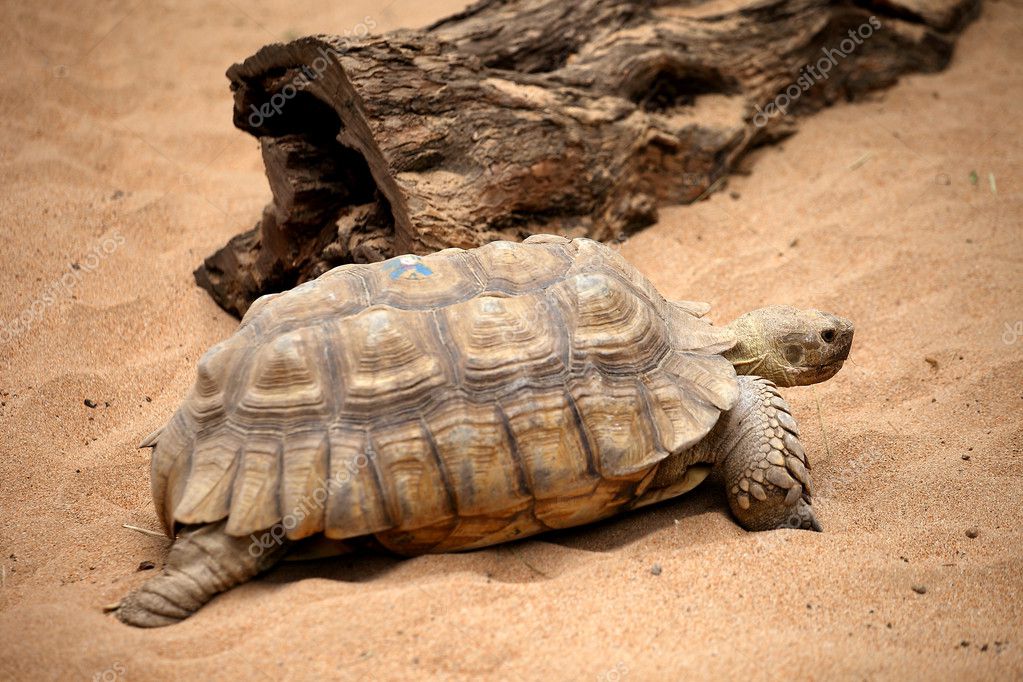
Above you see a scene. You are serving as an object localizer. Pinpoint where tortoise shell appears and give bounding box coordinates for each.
[146,235,739,554]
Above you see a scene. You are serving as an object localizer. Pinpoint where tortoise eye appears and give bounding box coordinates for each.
[820,328,837,343]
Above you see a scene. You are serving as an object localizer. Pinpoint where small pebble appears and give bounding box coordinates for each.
[962,455,971,461]
[965,528,979,539]
[137,561,156,571]
[83,399,97,409]
[650,564,662,576]
[961,640,970,647]
[912,584,927,595]
[924,356,939,368]
[729,191,741,200]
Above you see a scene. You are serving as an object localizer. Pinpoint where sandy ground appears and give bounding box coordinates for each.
[1,0,1021,679]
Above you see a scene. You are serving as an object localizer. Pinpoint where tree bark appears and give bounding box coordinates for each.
[195,0,979,316]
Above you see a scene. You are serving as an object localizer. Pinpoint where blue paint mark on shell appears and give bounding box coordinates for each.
[384,255,434,281]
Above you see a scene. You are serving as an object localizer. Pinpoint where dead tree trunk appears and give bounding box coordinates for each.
[195,0,979,316]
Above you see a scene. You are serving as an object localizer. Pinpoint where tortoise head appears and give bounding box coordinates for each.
[723,305,854,387]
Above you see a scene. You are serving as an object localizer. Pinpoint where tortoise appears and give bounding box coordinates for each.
[111,235,853,627]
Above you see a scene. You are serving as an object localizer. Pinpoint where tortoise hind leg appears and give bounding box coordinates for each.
[705,375,821,532]
[110,521,289,627]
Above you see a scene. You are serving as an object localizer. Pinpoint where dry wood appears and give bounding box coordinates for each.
[195,0,978,316]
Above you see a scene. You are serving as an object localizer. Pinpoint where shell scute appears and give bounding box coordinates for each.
[237,330,326,415]
[556,272,670,374]
[241,267,369,333]
[425,399,532,517]
[332,307,452,418]
[323,426,392,540]
[442,292,566,393]
[370,420,456,533]
[474,239,572,294]
[173,438,238,525]
[571,371,669,479]
[361,250,484,309]
[499,388,598,510]
[226,443,281,536]
[278,431,329,539]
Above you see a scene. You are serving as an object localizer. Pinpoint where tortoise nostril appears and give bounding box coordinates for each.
[820,328,837,344]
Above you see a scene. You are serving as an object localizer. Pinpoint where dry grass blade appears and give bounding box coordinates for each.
[122,523,167,539]
[814,391,833,461]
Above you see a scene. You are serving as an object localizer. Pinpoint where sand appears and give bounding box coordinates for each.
[0,0,1020,679]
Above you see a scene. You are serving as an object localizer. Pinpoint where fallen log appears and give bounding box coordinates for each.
[195,0,979,316]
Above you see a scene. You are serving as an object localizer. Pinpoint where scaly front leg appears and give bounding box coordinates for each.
[703,375,820,531]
